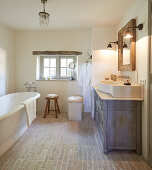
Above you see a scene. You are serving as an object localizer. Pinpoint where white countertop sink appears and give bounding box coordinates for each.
[98,80,141,98]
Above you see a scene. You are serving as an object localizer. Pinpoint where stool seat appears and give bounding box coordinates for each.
[46,94,59,99]
[44,94,60,118]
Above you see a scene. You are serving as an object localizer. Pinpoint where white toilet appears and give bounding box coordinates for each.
[67,96,83,120]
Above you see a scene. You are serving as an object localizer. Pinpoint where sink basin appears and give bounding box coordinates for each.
[98,80,141,98]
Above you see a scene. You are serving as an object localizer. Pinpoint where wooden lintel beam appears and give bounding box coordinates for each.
[32,51,82,56]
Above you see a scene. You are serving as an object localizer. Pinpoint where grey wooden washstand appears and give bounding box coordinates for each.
[93,87,143,154]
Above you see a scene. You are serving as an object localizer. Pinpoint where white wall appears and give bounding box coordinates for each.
[15,29,91,112]
[91,26,117,85]
[116,0,149,160]
[0,23,15,96]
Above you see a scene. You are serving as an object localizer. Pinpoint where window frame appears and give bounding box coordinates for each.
[59,56,76,79]
[38,55,77,80]
[43,56,58,79]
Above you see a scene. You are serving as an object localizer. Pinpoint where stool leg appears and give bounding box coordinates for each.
[56,100,60,113]
[48,99,50,113]
[54,99,58,118]
[44,99,49,118]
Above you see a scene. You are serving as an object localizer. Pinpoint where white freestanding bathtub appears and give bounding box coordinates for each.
[0,92,40,157]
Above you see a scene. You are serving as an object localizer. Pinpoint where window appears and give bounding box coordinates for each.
[36,55,77,80]
[44,58,56,78]
[60,57,74,78]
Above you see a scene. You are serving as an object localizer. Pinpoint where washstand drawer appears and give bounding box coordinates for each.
[108,100,137,110]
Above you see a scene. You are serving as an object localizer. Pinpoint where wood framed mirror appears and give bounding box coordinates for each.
[118,19,136,71]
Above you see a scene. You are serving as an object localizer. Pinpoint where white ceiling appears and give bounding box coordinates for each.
[0,0,135,30]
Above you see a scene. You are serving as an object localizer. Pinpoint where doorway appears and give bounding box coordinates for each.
[148,0,152,167]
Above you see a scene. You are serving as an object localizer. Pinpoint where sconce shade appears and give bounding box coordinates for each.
[124,23,143,39]
[107,43,112,49]
[123,42,128,48]
[124,28,133,39]
[137,24,143,30]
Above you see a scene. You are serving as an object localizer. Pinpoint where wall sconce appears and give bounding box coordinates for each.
[107,41,118,49]
[124,23,143,39]
[107,41,128,49]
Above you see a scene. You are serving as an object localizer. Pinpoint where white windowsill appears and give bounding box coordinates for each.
[36,79,77,81]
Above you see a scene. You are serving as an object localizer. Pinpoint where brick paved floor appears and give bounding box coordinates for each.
[0,112,151,170]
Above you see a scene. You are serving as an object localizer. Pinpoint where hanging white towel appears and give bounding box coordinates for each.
[78,62,92,112]
[22,98,37,128]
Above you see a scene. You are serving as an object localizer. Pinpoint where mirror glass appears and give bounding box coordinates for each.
[118,19,136,71]
[69,62,75,69]
[123,38,130,65]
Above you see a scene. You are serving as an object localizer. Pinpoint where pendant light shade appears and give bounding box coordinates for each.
[39,11,49,26]
[39,0,49,26]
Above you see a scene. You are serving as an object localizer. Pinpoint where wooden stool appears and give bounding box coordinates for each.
[44,94,60,118]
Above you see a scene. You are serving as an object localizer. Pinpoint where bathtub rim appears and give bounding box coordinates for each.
[0,92,40,122]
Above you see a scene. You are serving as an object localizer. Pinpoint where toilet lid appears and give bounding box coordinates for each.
[67,96,83,103]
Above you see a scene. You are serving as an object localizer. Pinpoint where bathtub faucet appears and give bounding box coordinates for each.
[24,82,37,92]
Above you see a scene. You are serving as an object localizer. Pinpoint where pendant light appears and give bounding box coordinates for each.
[39,0,50,26]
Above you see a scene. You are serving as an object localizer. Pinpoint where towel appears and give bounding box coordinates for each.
[78,62,92,112]
[22,98,37,128]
